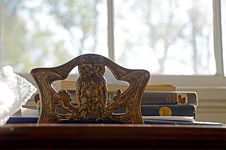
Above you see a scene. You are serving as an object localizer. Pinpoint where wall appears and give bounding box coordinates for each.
[181,87,226,124]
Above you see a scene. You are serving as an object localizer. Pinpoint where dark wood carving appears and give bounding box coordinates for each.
[31,54,150,124]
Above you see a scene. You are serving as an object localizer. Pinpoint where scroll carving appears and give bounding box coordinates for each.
[31,54,150,124]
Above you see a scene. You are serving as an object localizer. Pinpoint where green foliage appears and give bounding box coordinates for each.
[1,0,99,72]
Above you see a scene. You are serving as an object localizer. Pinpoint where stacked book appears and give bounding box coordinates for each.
[140,90,198,122]
[110,84,198,122]
[9,80,222,126]
[59,81,198,122]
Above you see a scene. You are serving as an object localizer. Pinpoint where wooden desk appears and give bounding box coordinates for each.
[0,124,226,149]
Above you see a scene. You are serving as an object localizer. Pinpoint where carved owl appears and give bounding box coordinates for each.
[76,64,108,120]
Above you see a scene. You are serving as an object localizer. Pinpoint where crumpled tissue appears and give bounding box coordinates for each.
[0,66,37,125]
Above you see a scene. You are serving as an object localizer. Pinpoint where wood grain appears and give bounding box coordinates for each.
[0,124,225,149]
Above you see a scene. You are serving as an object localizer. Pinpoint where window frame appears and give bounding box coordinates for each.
[213,0,224,76]
[2,0,226,90]
[105,0,226,89]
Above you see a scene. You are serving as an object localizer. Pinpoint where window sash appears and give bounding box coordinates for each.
[107,0,225,77]
[2,0,226,89]
[213,0,224,76]
[107,0,115,61]
[104,0,226,89]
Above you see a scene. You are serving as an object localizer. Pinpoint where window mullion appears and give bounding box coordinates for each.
[213,0,224,76]
[0,1,3,67]
[107,0,115,61]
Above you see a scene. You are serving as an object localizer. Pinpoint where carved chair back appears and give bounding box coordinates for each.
[31,54,150,124]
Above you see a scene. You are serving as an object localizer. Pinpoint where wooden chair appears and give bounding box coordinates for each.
[31,54,150,124]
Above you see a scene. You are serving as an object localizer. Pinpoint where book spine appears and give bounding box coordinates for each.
[115,105,195,117]
[141,92,198,106]
[140,105,195,117]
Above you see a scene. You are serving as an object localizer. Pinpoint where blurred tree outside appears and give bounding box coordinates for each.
[45,0,100,54]
[0,0,215,75]
[115,0,214,75]
[0,0,103,72]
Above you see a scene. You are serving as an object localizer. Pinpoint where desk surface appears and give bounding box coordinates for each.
[0,124,226,149]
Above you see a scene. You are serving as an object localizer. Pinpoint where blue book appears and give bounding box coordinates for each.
[108,91,198,106]
[141,91,198,106]
[115,105,196,117]
[6,116,38,124]
[141,105,195,117]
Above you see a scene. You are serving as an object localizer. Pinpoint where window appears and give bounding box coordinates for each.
[0,0,107,72]
[114,0,215,75]
[0,0,225,87]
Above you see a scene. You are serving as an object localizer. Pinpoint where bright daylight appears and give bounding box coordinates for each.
[0,0,219,75]
[0,0,226,149]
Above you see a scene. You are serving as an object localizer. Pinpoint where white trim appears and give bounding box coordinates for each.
[150,75,226,88]
[107,0,115,61]
[213,0,224,76]
[0,1,3,66]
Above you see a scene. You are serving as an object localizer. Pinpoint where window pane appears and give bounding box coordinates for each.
[114,0,215,75]
[0,0,107,72]
[222,0,226,76]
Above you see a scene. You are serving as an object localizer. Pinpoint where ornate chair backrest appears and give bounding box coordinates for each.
[31,54,150,124]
